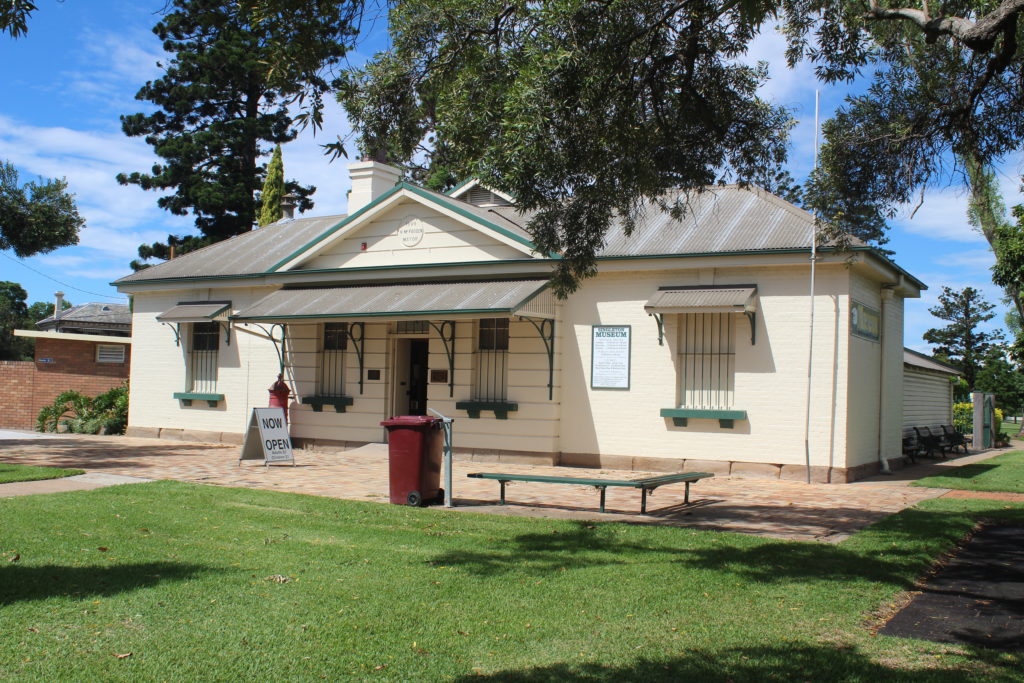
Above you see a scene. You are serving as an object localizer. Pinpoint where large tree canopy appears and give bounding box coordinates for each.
[119,0,360,268]
[0,161,85,257]
[339,0,794,294]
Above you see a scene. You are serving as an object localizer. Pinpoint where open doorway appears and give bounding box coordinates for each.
[392,338,429,416]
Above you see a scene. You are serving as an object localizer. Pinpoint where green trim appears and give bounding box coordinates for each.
[444,177,476,196]
[281,259,555,277]
[266,182,543,274]
[660,408,747,420]
[661,408,746,428]
[173,392,224,407]
[403,184,538,252]
[455,400,519,420]
[300,395,354,413]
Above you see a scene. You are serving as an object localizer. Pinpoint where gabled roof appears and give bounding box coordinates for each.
[267,182,542,272]
[112,180,922,291]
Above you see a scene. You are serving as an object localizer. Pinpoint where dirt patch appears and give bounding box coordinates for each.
[880,524,1024,652]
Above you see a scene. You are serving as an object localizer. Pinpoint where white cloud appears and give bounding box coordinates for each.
[942,249,995,271]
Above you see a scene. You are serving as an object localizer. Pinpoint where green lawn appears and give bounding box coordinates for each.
[0,463,84,484]
[914,450,1024,494]
[1,482,1022,681]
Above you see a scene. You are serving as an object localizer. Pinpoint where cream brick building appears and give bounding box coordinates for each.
[115,161,929,482]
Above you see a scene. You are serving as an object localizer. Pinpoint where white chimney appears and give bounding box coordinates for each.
[347,160,402,214]
[54,291,64,332]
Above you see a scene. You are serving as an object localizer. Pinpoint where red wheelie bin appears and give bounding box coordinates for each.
[380,416,443,506]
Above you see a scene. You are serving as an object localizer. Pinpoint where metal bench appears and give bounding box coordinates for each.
[466,471,714,514]
[940,424,969,455]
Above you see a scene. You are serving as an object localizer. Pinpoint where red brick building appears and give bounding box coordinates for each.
[0,302,131,430]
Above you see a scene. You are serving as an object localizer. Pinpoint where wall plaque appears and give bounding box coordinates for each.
[591,325,631,389]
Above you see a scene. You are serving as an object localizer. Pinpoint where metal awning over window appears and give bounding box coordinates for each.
[644,286,757,314]
[644,285,758,345]
[156,301,232,323]
[231,280,554,322]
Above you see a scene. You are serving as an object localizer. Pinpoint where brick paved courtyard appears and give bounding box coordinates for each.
[0,432,962,542]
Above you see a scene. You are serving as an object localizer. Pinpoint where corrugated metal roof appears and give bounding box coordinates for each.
[114,183,887,286]
[600,185,858,256]
[233,280,551,320]
[156,301,232,323]
[114,215,346,284]
[36,302,131,327]
[904,348,962,376]
[645,286,757,313]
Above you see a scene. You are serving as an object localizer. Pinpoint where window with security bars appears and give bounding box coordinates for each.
[187,322,219,393]
[318,323,348,396]
[678,313,735,409]
[474,318,509,401]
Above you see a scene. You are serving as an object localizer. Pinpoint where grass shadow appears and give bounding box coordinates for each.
[0,561,212,605]
[428,520,919,585]
[924,464,999,481]
[452,643,1020,682]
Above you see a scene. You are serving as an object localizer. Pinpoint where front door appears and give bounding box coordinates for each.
[407,339,429,415]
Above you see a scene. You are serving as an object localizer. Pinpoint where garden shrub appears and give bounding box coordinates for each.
[37,382,129,435]
[953,402,972,433]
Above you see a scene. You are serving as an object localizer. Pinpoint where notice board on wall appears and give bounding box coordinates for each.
[591,325,631,389]
[239,407,294,466]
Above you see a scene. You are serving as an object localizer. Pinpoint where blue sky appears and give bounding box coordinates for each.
[1,1,1020,350]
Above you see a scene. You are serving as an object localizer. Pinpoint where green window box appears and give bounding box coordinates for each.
[301,395,354,413]
[455,400,519,420]
[173,392,224,407]
[660,408,747,429]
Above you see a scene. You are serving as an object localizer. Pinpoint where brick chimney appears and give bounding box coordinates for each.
[347,160,401,214]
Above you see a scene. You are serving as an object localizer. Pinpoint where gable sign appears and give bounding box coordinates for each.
[239,407,295,466]
[851,300,881,342]
[398,218,425,247]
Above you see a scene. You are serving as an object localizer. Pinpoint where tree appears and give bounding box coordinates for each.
[337,0,793,295]
[118,0,357,268]
[258,145,285,227]
[975,345,1024,416]
[924,286,1003,390]
[0,161,85,257]
[0,0,36,38]
[0,281,30,361]
[242,0,1024,294]
[22,297,72,327]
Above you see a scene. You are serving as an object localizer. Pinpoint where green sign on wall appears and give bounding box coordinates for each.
[850,300,881,342]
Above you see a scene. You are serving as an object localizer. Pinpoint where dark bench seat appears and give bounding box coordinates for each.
[467,471,714,514]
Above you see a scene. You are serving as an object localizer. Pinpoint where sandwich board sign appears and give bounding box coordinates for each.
[239,407,294,466]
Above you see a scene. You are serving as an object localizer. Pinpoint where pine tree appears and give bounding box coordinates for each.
[258,145,285,227]
[119,0,355,268]
[923,287,1004,390]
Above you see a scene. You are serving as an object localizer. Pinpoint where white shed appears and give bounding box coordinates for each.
[902,348,960,427]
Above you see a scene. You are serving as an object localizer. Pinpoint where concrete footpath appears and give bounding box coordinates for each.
[0,471,153,497]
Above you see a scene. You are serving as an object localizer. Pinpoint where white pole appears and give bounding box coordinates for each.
[803,91,820,485]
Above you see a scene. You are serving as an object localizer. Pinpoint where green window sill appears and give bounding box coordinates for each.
[660,408,747,429]
[455,400,519,420]
[301,395,354,413]
[174,392,224,407]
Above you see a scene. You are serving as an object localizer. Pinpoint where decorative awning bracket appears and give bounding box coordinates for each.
[163,322,182,347]
[428,321,456,397]
[346,322,366,394]
[520,316,555,400]
[249,323,287,373]
[650,313,665,346]
[745,311,756,345]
